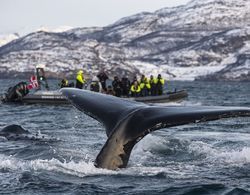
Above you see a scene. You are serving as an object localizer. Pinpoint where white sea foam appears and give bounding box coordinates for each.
[150,100,203,107]
[189,141,250,165]
[0,154,115,177]
[0,153,188,179]
[121,165,194,179]
[1,131,249,179]
[131,134,167,160]
[182,101,203,106]
[179,132,250,142]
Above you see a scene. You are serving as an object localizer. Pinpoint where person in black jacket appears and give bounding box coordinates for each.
[36,67,49,90]
[112,76,122,97]
[121,77,131,97]
[97,70,109,92]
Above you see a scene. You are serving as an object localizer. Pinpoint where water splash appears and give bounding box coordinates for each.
[0,154,116,177]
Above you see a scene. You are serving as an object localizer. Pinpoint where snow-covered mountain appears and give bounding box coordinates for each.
[0,33,20,47]
[0,0,250,81]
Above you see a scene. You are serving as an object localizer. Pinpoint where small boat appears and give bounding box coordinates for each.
[0,66,188,104]
[1,89,188,105]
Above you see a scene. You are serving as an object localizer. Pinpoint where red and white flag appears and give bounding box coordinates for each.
[27,75,39,89]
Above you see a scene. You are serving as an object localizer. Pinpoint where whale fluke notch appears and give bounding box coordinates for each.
[61,88,250,170]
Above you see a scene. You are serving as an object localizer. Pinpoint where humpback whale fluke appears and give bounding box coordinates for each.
[61,88,250,170]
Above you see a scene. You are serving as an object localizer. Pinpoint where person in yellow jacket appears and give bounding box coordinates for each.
[149,75,157,96]
[156,74,165,95]
[75,70,86,89]
[130,81,141,97]
[139,75,146,96]
[60,78,69,88]
[139,75,151,96]
[145,78,151,95]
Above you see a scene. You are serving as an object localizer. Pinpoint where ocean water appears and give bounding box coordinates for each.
[0,79,250,195]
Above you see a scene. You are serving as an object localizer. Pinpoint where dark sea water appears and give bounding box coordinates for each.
[0,79,250,195]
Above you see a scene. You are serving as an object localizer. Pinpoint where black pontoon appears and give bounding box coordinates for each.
[1,89,187,104]
[1,67,188,104]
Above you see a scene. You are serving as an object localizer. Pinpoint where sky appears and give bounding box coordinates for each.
[0,0,190,35]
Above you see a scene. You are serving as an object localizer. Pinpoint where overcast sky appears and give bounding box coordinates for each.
[0,0,189,34]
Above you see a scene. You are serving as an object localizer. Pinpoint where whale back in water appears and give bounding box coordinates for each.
[0,124,55,141]
[63,89,250,170]
[0,124,31,140]
[0,124,30,135]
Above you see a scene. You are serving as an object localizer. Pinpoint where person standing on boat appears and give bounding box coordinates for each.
[156,74,165,95]
[121,76,131,97]
[130,81,141,97]
[132,76,138,85]
[145,78,151,96]
[75,70,86,89]
[149,75,157,96]
[112,76,122,97]
[60,78,69,88]
[36,67,49,90]
[90,76,102,92]
[97,70,109,92]
[139,75,151,97]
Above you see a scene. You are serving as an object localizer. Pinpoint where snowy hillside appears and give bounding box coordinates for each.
[0,0,250,81]
[0,33,19,47]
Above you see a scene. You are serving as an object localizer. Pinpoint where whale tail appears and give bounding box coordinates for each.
[61,88,250,170]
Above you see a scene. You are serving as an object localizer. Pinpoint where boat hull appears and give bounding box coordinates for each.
[2,90,188,104]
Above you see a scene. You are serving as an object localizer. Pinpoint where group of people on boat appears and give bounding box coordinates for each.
[3,68,166,102]
[61,70,166,98]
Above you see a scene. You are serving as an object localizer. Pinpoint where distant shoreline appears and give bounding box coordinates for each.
[0,71,250,82]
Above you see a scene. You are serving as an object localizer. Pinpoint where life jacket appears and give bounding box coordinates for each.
[140,77,148,89]
[156,78,165,85]
[131,85,141,93]
[65,79,69,86]
[145,81,151,89]
[76,71,86,84]
[139,82,145,89]
[60,79,69,88]
[153,78,158,84]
